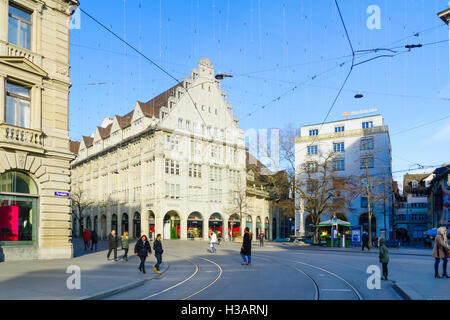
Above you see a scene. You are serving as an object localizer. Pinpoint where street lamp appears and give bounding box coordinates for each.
[215,74,233,80]
[354,93,364,99]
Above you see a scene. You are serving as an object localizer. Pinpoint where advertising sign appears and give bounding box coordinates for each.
[351,225,362,245]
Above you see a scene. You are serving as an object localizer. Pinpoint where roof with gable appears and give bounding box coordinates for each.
[69,141,80,154]
[82,136,94,148]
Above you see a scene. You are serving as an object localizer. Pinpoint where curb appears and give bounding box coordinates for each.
[78,263,169,300]
[285,244,430,257]
[391,281,424,300]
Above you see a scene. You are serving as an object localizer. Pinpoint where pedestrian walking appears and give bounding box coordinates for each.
[107,230,118,261]
[83,229,91,251]
[241,227,252,266]
[362,232,370,251]
[378,238,389,280]
[90,229,98,251]
[210,231,217,253]
[153,234,164,274]
[134,235,152,274]
[433,226,449,279]
[121,231,129,261]
[259,232,264,247]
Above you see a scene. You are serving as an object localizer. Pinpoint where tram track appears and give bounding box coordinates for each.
[253,253,363,300]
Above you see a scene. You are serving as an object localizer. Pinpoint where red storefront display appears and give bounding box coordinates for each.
[0,205,19,241]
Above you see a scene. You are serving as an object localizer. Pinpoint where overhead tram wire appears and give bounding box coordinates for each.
[78,7,208,127]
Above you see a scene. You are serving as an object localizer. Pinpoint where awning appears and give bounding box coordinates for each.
[315,219,351,227]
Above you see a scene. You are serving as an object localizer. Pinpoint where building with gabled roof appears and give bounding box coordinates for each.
[70,58,275,242]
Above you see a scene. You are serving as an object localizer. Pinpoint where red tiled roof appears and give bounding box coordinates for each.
[138,84,182,118]
[97,124,112,139]
[70,140,80,154]
[82,136,94,147]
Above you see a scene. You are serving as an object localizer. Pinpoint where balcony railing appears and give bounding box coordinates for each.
[0,124,44,148]
[0,42,43,67]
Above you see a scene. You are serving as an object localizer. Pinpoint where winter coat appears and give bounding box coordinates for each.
[432,233,449,259]
[121,236,129,249]
[83,230,90,242]
[153,239,164,255]
[107,233,118,249]
[378,239,389,263]
[134,239,152,257]
[210,233,217,244]
[91,231,98,243]
[241,231,252,256]
[362,233,368,244]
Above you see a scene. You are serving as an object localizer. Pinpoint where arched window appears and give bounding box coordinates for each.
[411,180,418,188]
[0,171,38,244]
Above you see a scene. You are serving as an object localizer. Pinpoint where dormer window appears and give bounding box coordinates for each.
[8,3,32,50]
[411,180,418,188]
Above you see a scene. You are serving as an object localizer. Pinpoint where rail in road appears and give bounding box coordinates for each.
[253,253,363,300]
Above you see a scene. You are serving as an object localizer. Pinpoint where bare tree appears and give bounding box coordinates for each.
[295,151,345,243]
[344,145,393,247]
[71,187,94,237]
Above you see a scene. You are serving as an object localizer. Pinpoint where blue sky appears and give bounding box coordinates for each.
[69,0,450,185]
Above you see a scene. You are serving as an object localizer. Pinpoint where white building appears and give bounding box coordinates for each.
[71,58,273,241]
[295,114,393,239]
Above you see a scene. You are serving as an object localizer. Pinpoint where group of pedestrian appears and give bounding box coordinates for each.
[104,229,164,274]
[82,228,98,251]
[363,226,449,281]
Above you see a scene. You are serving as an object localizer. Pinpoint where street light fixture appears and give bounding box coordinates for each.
[354,93,364,99]
[215,74,233,80]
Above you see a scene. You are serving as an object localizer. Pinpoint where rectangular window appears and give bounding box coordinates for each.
[361,197,368,208]
[335,126,345,133]
[362,121,373,129]
[360,156,374,169]
[186,120,190,131]
[360,137,374,151]
[8,4,31,50]
[307,145,318,155]
[333,159,345,171]
[333,142,344,153]
[6,82,31,128]
[178,118,183,129]
[309,129,318,136]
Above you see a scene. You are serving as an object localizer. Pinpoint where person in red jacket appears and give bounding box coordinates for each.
[83,229,91,251]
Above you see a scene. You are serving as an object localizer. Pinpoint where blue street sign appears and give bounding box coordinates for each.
[351,226,362,245]
[54,192,70,197]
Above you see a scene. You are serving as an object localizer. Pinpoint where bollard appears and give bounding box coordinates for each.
[342,235,345,248]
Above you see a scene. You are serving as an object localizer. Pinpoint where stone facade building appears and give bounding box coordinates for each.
[71,58,274,242]
[295,114,393,239]
[0,0,77,261]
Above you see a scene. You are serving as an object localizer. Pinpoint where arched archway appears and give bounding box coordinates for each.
[163,211,181,240]
[147,211,155,240]
[228,214,241,239]
[187,212,203,239]
[86,216,92,231]
[359,212,377,236]
[264,217,269,240]
[0,171,38,243]
[133,212,141,239]
[121,213,129,235]
[209,213,223,238]
[256,216,262,236]
[111,214,118,234]
[94,216,98,233]
[100,215,107,239]
[246,215,253,231]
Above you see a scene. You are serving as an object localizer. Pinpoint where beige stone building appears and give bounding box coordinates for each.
[0,0,77,261]
[71,58,274,242]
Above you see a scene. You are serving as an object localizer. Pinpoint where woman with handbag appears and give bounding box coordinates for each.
[134,235,152,274]
[432,227,449,278]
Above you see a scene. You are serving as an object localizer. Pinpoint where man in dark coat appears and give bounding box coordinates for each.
[107,230,118,261]
[153,234,164,274]
[362,232,370,251]
[134,235,152,273]
[90,230,98,251]
[241,227,252,265]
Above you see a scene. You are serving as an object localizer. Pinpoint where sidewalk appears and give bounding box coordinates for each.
[284,242,432,256]
[0,239,167,300]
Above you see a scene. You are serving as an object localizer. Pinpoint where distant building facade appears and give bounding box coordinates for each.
[426,165,450,229]
[393,174,429,244]
[71,58,273,241]
[295,114,393,239]
[0,0,77,261]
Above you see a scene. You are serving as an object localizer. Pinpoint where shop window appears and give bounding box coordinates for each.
[0,171,38,244]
